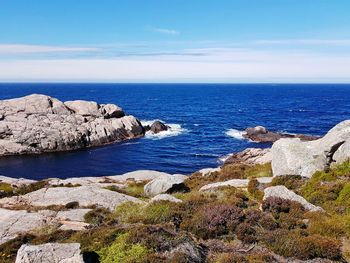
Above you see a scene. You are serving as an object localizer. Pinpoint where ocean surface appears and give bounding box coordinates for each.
[0,83,350,180]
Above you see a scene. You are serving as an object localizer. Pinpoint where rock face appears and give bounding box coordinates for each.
[0,94,144,156]
[263,186,323,212]
[272,120,350,178]
[144,174,188,196]
[0,208,48,245]
[243,126,318,143]
[199,177,273,192]
[224,148,272,165]
[0,185,143,211]
[15,243,84,263]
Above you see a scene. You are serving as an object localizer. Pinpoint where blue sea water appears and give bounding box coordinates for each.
[0,83,350,180]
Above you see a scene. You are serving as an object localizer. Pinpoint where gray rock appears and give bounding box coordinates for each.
[0,94,144,156]
[263,186,323,212]
[199,177,273,191]
[56,209,92,222]
[15,243,84,263]
[0,208,48,245]
[0,185,143,211]
[0,175,37,187]
[224,148,272,165]
[144,174,188,196]
[272,120,350,178]
[110,170,171,182]
[150,120,169,134]
[150,194,183,203]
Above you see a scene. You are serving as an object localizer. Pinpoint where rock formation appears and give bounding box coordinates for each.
[144,174,188,196]
[243,125,318,143]
[15,243,84,263]
[271,120,350,178]
[263,186,323,212]
[0,94,144,156]
[224,148,272,165]
[144,120,169,134]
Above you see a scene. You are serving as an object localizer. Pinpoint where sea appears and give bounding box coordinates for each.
[0,83,349,180]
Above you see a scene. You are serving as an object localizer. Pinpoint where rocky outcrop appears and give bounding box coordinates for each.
[0,94,144,156]
[272,120,350,178]
[263,186,323,212]
[243,126,318,143]
[150,194,183,203]
[0,185,143,211]
[144,174,188,196]
[224,148,272,165]
[0,175,37,187]
[0,208,48,245]
[15,243,84,263]
[199,177,273,192]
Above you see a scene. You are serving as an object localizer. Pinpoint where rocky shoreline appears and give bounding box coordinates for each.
[1,99,350,262]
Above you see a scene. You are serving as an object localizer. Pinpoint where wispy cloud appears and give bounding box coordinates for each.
[148,27,180,36]
[256,39,350,46]
[0,44,100,54]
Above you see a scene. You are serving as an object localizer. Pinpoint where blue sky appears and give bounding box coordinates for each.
[0,0,350,82]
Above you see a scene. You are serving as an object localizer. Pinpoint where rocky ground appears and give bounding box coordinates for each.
[1,114,350,262]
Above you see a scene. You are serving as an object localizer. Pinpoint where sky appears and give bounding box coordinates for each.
[0,0,350,83]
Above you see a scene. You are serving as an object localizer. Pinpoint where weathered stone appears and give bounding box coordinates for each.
[56,209,91,222]
[272,120,350,178]
[263,186,323,212]
[0,208,48,245]
[15,243,84,263]
[0,94,144,156]
[0,175,37,187]
[150,194,183,203]
[243,125,318,143]
[0,185,143,211]
[144,174,188,196]
[333,140,350,164]
[199,177,273,192]
[224,148,272,165]
[109,170,170,182]
[150,120,169,134]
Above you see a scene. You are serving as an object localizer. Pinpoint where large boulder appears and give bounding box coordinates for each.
[0,94,144,156]
[0,185,143,211]
[263,186,323,212]
[144,174,188,196]
[272,120,350,178]
[15,243,84,263]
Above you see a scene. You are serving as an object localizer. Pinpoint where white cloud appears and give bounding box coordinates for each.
[148,27,180,36]
[256,39,350,46]
[0,48,349,82]
[0,44,99,54]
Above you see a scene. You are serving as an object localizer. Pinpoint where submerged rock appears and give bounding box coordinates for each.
[263,186,323,212]
[0,94,144,156]
[15,243,84,263]
[150,120,169,134]
[144,174,188,196]
[272,120,350,178]
[243,125,318,143]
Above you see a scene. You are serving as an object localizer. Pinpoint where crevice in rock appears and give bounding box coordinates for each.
[324,141,345,172]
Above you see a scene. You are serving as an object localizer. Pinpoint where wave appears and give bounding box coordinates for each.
[225,129,246,140]
[141,119,188,139]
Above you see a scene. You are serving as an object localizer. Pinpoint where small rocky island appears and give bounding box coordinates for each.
[1,97,350,262]
[0,94,171,156]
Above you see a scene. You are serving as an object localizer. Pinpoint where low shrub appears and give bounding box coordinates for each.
[98,233,151,263]
[236,222,257,244]
[84,207,115,226]
[247,179,263,201]
[271,175,304,190]
[16,180,49,195]
[105,181,147,199]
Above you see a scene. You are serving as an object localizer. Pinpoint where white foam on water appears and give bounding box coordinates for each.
[218,153,233,163]
[225,129,246,140]
[141,119,188,139]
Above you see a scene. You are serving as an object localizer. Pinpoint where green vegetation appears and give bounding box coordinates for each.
[105,181,148,199]
[2,162,350,262]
